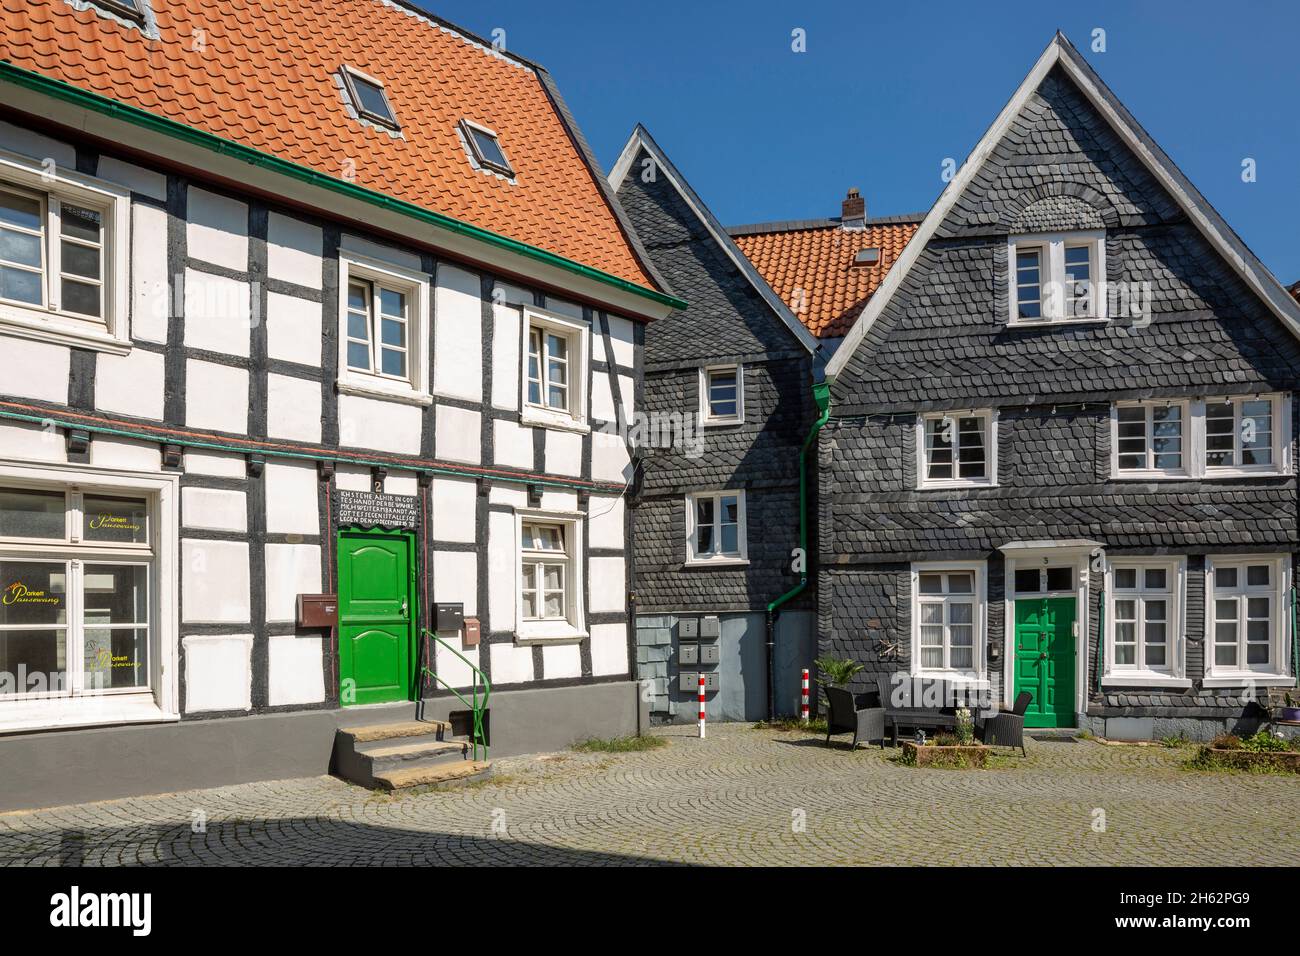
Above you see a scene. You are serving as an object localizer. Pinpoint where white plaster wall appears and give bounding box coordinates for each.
[487,510,515,630]
[341,233,422,272]
[185,360,248,434]
[433,639,480,689]
[488,484,527,509]
[268,635,325,706]
[546,429,582,477]
[95,347,165,420]
[493,282,533,307]
[384,473,418,497]
[435,405,480,463]
[183,449,245,478]
[592,433,632,483]
[539,489,577,512]
[187,188,248,271]
[546,298,583,320]
[182,634,252,712]
[130,202,169,343]
[0,120,75,167]
[489,643,535,685]
[265,543,322,622]
[181,486,247,532]
[267,213,323,289]
[432,264,482,402]
[492,419,534,470]
[588,495,625,549]
[432,550,477,617]
[591,373,616,422]
[266,292,323,366]
[337,394,421,453]
[491,300,521,410]
[2,336,68,403]
[267,373,322,443]
[618,374,635,420]
[589,557,626,614]
[542,642,581,679]
[430,477,476,543]
[0,421,65,463]
[264,460,320,535]
[334,465,370,492]
[181,539,251,623]
[589,622,630,677]
[606,315,636,368]
[88,437,162,472]
[183,268,250,357]
[99,156,167,201]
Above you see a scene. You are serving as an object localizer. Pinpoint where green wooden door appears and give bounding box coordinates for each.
[1013,597,1076,728]
[338,530,416,706]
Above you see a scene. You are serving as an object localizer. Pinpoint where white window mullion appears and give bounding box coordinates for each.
[68,558,84,696]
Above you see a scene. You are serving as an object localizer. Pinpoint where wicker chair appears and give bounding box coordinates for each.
[824,685,886,750]
[978,691,1032,756]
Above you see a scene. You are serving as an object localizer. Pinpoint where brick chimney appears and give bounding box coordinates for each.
[841,187,866,229]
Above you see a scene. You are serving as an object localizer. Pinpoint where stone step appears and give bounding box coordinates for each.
[338,720,451,745]
[361,739,468,775]
[372,760,491,791]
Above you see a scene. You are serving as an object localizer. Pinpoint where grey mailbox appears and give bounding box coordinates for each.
[703,672,721,692]
[699,643,720,665]
[678,643,699,665]
[678,617,699,638]
[699,615,721,640]
[678,671,699,692]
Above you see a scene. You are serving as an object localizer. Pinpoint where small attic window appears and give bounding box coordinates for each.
[340,66,399,130]
[460,120,515,177]
[89,0,145,21]
[853,247,882,267]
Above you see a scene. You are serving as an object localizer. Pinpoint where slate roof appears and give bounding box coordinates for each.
[729,215,921,339]
[1,0,660,292]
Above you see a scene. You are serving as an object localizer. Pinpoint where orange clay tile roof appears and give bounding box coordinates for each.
[731,216,921,338]
[2,0,658,293]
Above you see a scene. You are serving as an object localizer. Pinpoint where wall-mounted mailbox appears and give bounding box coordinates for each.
[699,615,721,640]
[296,593,338,628]
[699,643,721,665]
[679,643,699,665]
[678,671,699,692]
[703,672,721,692]
[435,602,464,632]
[678,617,699,638]
[463,616,481,648]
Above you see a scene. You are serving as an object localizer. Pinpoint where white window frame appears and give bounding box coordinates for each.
[1110,399,1191,478]
[684,490,748,566]
[1007,230,1106,325]
[0,460,178,732]
[339,65,399,131]
[1203,554,1293,687]
[0,147,130,353]
[336,254,430,405]
[698,363,744,426]
[458,119,515,178]
[520,307,590,432]
[915,409,997,489]
[514,509,586,643]
[1109,394,1290,480]
[1103,557,1190,688]
[910,561,987,681]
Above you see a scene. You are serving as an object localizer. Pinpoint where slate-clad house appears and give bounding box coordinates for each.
[0,0,680,808]
[609,127,825,721]
[817,34,1300,740]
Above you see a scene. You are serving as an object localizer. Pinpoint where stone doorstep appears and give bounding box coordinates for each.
[372,760,492,791]
[338,720,452,744]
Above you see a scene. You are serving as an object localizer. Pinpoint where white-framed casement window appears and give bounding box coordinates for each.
[1204,555,1293,687]
[911,562,986,679]
[1008,231,1106,324]
[520,307,590,431]
[337,254,430,404]
[685,490,747,566]
[1104,558,1189,687]
[515,511,585,642]
[0,462,179,731]
[699,364,744,426]
[1110,394,1289,479]
[0,148,131,352]
[916,410,997,489]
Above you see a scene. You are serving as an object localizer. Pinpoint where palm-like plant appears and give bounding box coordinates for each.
[813,656,864,688]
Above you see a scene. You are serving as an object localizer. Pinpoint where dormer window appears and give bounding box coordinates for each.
[460,120,515,178]
[90,0,145,21]
[340,66,398,130]
[853,248,881,267]
[1008,231,1105,324]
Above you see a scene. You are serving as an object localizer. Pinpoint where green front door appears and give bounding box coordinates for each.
[1013,597,1076,728]
[338,530,417,706]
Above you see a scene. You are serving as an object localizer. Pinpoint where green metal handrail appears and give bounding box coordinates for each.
[1291,586,1297,685]
[1095,588,1105,694]
[420,629,491,762]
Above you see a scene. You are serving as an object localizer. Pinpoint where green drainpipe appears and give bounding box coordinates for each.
[765,380,832,721]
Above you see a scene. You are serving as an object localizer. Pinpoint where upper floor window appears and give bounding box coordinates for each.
[521,308,589,431]
[916,410,996,489]
[1008,231,1105,324]
[1114,400,1188,477]
[337,255,429,404]
[459,120,515,178]
[0,151,129,352]
[699,364,743,426]
[685,491,747,566]
[1206,556,1290,683]
[1111,395,1288,479]
[340,66,399,130]
[1206,396,1275,472]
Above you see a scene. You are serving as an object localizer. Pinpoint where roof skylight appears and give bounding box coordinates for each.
[340,66,399,130]
[460,120,514,177]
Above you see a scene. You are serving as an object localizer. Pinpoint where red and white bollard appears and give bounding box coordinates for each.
[801,668,810,723]
[698,674,706,739]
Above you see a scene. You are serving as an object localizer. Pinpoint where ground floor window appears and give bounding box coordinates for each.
[515,510,586,642]
[1106,559,1182,679]
[1206,555,1288,679]
[911,563,984,676]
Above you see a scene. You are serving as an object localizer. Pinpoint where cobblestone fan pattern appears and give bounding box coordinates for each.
[1,726,1296,866]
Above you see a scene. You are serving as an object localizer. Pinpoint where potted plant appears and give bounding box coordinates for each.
[1278,693,1300,723]
[813,656,864,695]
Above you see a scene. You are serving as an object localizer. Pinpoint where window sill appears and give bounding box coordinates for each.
[917,481,997,491]
[0,693,176,735]
[1203,468,1286,480]
[1201,674,1295,689]
[1110,471,1190,481]
[683,558,750,569]
[1102,673,1192,689]
[515,622,588,645]
[0,306,130,355]
[521,407,590,434]
[1007,316,1108,328]
[701,418,744,429]
[910,672,989,687]
[337,378,432,407]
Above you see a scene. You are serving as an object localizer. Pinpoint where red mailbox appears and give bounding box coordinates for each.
[296,593,339,628]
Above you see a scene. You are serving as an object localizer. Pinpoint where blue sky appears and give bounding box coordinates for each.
[422,0,1300,283]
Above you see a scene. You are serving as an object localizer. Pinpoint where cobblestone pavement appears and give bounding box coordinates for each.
[1,724,1297,866]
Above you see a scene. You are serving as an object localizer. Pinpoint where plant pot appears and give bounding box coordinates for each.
[1277,707,1300,723]
[900,741,991,768]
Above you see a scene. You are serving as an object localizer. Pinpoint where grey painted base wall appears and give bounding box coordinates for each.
[1077,712,1282,742]
[0,680,646,812]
